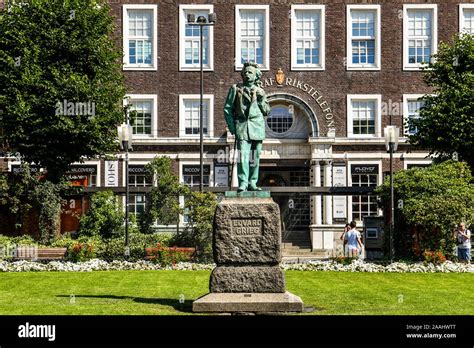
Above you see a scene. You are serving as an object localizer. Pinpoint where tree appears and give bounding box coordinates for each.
[79,190,124,239]
[181,191,218,262]
[140,156,218,262]
[0,0,125,182]
[139,157,188,234]
[409,34,474,168]
[375,161,474,260]
[0,164,67,242]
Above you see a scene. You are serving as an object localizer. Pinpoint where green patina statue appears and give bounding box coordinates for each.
[224,62,271,192]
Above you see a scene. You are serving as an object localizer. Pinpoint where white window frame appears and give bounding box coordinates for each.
[459,4,474,34]
[235,5,270,71]
[179,94,214,138]
[291,5,325,71]
[403,94,425,136]
[179,4,214,71]
[403,4,438,71]
[347,160,383,224]
[346,5,381,71]
[403,159,432,170]
[124,94,158,139]
[346,94,382,138]
[121,161,151,219]
[179,161,214,225]
[123,5,158,71]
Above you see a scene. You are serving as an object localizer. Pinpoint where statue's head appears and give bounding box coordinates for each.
[241,62,262,83]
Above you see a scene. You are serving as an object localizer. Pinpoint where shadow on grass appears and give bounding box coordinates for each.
[56,295,194,313]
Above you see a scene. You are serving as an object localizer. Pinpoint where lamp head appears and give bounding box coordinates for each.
[187,14,195,23]
[384,125,400,151]
[196,15,207,24]
[117,123,133,150]
[208,13,216,23]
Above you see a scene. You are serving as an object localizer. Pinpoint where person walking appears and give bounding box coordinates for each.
[456,222,471,263]
[340,223,350,257]
[344,221,363,258]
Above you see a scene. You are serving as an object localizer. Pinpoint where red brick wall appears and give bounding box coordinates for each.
[108,0,467,138]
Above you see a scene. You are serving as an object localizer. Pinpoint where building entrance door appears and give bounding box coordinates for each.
[259,166,311,246]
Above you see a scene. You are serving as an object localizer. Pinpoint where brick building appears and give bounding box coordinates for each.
[4,1,474,256]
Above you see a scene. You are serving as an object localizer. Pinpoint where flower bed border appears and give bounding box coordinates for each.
[0,259,472,273]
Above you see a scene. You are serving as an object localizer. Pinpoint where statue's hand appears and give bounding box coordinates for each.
[255,87,265,100]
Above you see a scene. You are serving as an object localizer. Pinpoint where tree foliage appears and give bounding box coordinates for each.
[409,34,474,168]
[181,191,218,262]
[0,164,66,242]
[79,190,124,239]
[375,161,474,259]
[140,156,218,261]
[0,0,126,182]
[139,157,188,234]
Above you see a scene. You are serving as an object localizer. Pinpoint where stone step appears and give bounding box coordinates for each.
[282,249,314,255]
[282,237,311,241]
[282,243,312,249]
[282,255,328,262]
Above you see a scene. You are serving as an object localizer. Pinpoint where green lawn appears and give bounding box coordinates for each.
[0,270,472,315]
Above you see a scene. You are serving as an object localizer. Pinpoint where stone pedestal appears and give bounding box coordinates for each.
[193,191,304,313]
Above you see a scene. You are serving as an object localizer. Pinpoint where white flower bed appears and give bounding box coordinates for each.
[0,259,472,273]
[281,260,473,273]
[0,259,215,272]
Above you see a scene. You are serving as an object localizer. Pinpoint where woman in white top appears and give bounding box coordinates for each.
[344,221,363,258]
[457,222,471,263]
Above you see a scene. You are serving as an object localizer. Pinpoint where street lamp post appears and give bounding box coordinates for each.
[384,125,399,262]
[118,118,133,258]
[187,13,215,192]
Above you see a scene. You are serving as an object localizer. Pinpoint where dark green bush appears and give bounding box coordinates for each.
[79,191,124,239]
[96,233,171,262]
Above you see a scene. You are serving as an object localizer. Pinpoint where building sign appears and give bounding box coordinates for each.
[231,218,263,237]
[351,165,379,174]
[214,164,228,187]
[105,161,118,187]
[262,73,335,134]
[11,165,41,174]
[129,165,147,174]
[182,165,210,176]
[65,165,97,185]
[332,165,347,220]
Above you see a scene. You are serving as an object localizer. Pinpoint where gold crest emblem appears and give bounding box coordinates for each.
[275,68,285,86]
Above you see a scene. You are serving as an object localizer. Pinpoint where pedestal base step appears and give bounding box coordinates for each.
[192,291,304,313]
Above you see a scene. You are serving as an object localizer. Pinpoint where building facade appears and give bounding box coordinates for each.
[4,0,474,256]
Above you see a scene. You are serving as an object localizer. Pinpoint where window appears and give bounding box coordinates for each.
[235,5,269,70]
[179,5,214,71]
[266,106,293,134]
[128,165,152,217]
[403,5,437,70]
[291,5,325,70]
[346,5,380,70]
[404,161,432,170]
[179,95,214,137]
[347,95,382,138]
[403,94,425,136]
[181,164,211,223]
[182,165,210,188]
[123,5,157,70]
[351,164,380,222]
[125,95,157,138]
[460,4,474,34]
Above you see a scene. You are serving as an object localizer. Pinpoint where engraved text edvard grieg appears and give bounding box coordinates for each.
[231,219,263,237]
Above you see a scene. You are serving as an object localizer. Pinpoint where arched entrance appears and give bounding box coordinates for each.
[258,94,315,249]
